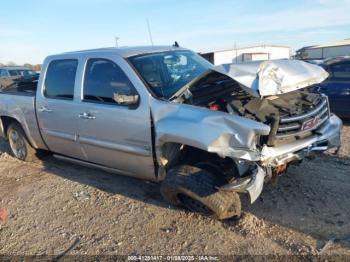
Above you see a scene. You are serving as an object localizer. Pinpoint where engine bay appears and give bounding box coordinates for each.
[181,71,329,146]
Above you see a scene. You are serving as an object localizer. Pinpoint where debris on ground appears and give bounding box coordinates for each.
[232,213,267,236]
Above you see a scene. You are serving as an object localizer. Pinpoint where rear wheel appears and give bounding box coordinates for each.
[160,165,241,220]
[7,123,38,162]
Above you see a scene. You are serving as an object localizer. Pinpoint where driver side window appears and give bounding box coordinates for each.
[83,58,136,104]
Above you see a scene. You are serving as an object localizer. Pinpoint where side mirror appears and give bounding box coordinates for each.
[113,93,139,106]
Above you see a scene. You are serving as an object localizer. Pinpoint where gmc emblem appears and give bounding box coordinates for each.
[301,116,321,131]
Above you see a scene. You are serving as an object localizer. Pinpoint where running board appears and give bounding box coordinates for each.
[53,154,133,176]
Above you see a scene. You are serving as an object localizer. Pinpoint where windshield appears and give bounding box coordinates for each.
[129,50,213,99]
[8,69,36,76]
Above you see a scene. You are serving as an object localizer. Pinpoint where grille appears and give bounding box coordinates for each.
[275,96,330,139]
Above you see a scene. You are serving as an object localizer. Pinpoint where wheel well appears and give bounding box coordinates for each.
[160,143,239,180]
[0,116,21,139]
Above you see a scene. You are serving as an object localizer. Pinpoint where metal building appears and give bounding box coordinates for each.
[296,39,350,60]
[200,45,291,65]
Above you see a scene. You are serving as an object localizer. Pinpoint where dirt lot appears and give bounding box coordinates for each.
[0,125,349,257]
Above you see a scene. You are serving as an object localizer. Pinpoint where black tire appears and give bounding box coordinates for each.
[7,122,38,162]
[160,165,241,220]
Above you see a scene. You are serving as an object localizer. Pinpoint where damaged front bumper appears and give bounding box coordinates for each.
[219,114,342,204]
[220,164,265,204]
[260,114,342,166]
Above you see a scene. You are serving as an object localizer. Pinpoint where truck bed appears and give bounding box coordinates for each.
[0,76,46,150]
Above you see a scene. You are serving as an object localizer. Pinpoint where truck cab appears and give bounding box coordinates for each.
[35,47,172,180]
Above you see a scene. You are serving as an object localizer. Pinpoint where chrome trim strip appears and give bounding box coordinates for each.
[280,99,327,123]
[278,123,301,132]
[310,146,328,151]
[318,107,329,118]
[276,114,329,138]
[0,118,5,138]
[324,94,331,118]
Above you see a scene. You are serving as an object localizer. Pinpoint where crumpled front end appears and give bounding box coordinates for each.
[151,63,342,204]
[151,95,343,204]
[151,98,272,203]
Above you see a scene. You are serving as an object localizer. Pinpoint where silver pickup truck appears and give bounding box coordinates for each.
[0,46,342,219]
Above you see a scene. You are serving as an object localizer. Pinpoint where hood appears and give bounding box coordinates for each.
[212,59,329,97]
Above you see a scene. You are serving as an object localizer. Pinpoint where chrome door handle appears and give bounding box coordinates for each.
[78,112,96,120]
[38,106,52,113]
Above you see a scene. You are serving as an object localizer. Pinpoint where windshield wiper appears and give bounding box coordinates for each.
[169,83,191,101]
[169,69,212,101]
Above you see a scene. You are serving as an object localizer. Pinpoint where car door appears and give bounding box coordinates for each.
[36,58,86,159]
[77,56,155,180]
[320,61,350,117]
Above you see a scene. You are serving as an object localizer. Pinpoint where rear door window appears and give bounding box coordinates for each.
[83,58,136,104]
[44,59,78,99]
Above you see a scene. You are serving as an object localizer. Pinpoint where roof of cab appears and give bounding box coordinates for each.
[60,45,188,58]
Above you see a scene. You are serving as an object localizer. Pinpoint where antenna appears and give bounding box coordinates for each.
[146,19,154,46]
[115,37,120,48]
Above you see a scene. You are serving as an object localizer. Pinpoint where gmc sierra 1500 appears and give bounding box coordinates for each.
[0,46,342,219]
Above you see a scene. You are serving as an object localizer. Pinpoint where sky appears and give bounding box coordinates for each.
[1,0,350,64]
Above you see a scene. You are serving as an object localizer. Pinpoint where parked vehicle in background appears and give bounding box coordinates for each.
[316,57,350,119]
[0,66,39,92]
[0,66,37,78]
[0,46,343,220]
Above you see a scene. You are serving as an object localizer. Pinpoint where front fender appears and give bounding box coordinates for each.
[150,99,270,163]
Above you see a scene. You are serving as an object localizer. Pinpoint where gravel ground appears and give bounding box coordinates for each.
[0,125,349,257]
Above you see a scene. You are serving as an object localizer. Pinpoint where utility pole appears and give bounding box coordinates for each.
[234,41,238,64]
[146,19,154,46]
[115,37,120,48]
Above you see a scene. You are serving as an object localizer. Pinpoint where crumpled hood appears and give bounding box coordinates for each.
[212,59,329,97]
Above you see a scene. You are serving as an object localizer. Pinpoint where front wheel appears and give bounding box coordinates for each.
[7,123,38,162]
[160,165,241,220]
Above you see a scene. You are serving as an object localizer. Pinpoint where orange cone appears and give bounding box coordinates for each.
[0,208,7,225]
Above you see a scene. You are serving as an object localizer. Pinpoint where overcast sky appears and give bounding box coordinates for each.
[1,0,350,64]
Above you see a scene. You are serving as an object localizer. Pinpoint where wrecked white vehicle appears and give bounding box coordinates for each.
[0,46,342,219]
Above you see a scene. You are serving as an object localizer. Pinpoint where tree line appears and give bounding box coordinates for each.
[0,62,42,72]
